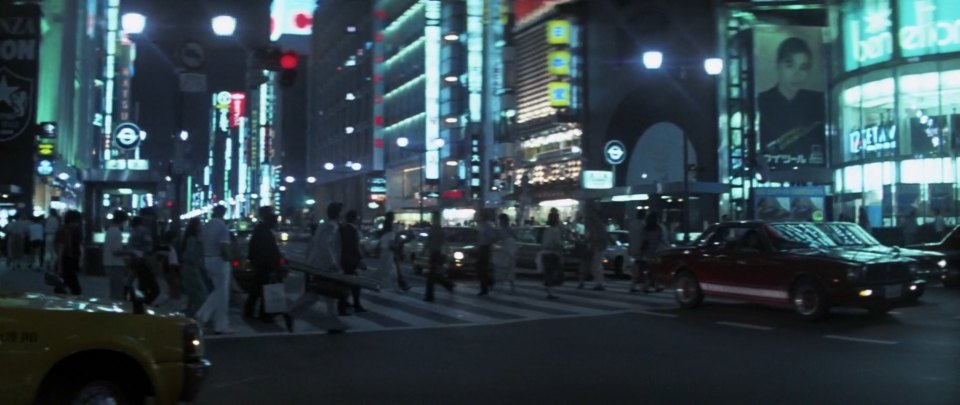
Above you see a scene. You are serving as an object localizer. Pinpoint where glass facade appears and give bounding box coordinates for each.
[833,0,960,229]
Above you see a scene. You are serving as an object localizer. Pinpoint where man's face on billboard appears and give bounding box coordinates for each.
[778,52,811,90]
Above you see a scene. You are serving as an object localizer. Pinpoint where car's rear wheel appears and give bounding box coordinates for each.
[674,271,703,309]
[791,279,828,321]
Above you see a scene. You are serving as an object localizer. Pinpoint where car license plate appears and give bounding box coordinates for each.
[885,285,901,299]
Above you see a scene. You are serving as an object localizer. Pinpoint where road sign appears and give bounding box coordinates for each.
[113,122,142,150]
[179,41,206,70]
[604,140,627,165]
[582,170,614,189]
[179,73,207,93]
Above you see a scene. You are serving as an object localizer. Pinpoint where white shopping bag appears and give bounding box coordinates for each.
[262,282,287,314]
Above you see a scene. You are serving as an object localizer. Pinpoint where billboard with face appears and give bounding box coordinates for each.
[754,25,827,168]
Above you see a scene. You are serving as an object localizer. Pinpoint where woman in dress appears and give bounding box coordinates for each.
[377,212,402,292]
[179,218,209,317]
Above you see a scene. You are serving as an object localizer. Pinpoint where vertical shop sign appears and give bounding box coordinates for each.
[754,25,827,167]
[424,0,442,180]
[0,3,40,206]
[470,134,482,199]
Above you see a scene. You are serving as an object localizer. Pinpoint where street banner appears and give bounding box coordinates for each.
[754,25,827,168]
[0,3,41,206]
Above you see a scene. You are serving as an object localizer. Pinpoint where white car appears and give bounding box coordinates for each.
[601,230,632,277]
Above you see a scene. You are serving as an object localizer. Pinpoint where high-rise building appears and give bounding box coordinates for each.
[308,0,378,216]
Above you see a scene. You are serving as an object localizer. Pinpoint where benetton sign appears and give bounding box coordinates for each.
[844,0,960,71]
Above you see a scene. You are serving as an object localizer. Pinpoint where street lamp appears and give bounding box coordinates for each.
[211,15,237,36]
[179,130,189,141]
[284,176,295,184]
[307,176,316,184]
[642,51,663,69]
[122,13,146,34]
[703,58,724,76]
[396,136,446,224]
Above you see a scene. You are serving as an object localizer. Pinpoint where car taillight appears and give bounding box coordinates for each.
[231,261,241,268]
[280,258,287,266]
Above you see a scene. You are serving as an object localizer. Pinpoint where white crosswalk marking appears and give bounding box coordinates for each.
[218,275,679,338]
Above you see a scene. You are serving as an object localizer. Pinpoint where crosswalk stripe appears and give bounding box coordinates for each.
[362,291,501,324]
[543,286,676,308]
[354,298,440,328]
[361,293,471,325]
[510,283,670,310]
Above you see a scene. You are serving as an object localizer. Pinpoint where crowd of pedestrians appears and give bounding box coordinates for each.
[3,198,674,336]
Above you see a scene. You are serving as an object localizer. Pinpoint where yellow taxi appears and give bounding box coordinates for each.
[0,291,209,404]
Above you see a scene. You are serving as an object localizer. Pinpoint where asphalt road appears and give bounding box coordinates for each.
[198,285,960,404]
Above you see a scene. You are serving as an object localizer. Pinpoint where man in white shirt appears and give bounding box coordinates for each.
[103,211,128,300]
[195,205,233,334]
[291,202,347,333]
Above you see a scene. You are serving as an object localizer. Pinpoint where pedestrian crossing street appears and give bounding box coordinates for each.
[220,276,679,338]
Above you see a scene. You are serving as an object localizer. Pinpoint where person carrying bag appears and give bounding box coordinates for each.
[540,211,564,299]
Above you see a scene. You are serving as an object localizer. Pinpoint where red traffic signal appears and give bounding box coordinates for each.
[280,51,299,70]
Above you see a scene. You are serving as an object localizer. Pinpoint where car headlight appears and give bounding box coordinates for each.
[183,323,205,361]
[453,251,465,260]
[937,259,947,269]
[280,232,289,242]
[846,266,864,282]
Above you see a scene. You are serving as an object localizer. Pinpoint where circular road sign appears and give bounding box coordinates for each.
[179,41,206,70]
[37,159,54,176]
[113,122,142,150]
[604,140,627,165]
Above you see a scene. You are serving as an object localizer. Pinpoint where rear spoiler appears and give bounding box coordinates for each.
[286,260,382,292]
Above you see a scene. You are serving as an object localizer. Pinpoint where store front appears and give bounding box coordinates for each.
[833,0,960,235]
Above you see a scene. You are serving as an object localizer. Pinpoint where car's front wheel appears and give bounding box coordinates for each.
[71,379,133,405]
[791,279,828,321]
[674,271,703,309]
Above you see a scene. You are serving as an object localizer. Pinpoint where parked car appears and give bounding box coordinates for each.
[412,227,479,276]
[650,221,924,320]
[814,221,947,299]
[907,225,960,288]
[0,291,210,403]
[360,230,381,258]
[601,230,632,277]
[514,226,581,271]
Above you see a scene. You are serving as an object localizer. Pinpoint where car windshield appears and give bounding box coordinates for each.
[765,223,838,250]
[444,228,477,243]
[814,222,880,246]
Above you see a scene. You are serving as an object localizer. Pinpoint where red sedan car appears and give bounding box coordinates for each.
[650,221,923,320]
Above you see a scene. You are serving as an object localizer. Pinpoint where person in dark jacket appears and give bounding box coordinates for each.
[245,206,292,331]
[54,210,84,295]
[339,210,366,313]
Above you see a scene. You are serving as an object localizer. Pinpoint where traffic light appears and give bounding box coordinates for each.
[279,51,298,87]
[253,45,299,87]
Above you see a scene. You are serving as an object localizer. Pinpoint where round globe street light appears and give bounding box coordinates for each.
[211,15,237,36]
[432,138,446,149]
[396,137,410,148]
[642,51,663,70]
[179,130,189,141]
[122,13,146,34]
[305,199,316,206]
[324,162,335,171]
[351,162,363,171]
[307,176,317,184]
[704,58,724,76]
[279,185,287,191]
[284,176,295,184]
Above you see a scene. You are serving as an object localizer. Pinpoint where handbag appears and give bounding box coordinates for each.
[262,282,287,314]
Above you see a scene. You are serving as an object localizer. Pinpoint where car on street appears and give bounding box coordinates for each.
[907,225,960,288]
[814,221,947,299]
[650,221,924,320]
[0,291,210,404]
[412,227,479,276]
[514,226,582,271]
[601,230,632,277]
[360,230,381,258]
